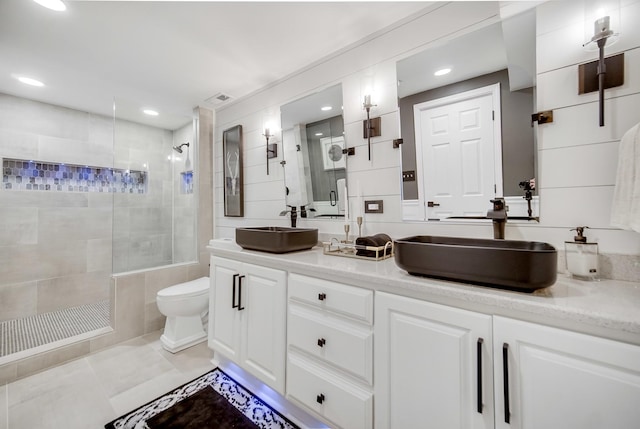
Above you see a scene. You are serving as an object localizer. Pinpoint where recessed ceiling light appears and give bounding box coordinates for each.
[434,68,452,77]
[17,76,44,87]
[321,106,332,111]
[33,0,66,12]
[315,132,323,136]
[143,109,159,116]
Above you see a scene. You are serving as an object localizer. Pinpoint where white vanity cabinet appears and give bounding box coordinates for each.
[493,316,640,429]
[375,290,640,429]
[286,273,374,429]
[208,256,287,394]
[375,291,495,429]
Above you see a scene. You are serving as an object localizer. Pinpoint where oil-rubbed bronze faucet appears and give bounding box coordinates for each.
[279,205,298,228]
[487,198,507,239]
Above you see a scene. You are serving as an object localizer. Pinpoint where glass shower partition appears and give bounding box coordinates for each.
[112,99,198,274]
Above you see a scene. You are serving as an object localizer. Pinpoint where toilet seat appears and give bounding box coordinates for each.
[157,277,209,299]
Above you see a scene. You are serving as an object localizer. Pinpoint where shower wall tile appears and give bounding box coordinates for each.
[36,271,110,314]
[0,245,44,285]
[0,129,38,160]
[0,94,90,141]
[88,114,114,150]
[129,207,170,236]
[37,135,112,168]
[0,281,37,322]
[111,273,145,340]
[88,192,114,209]
[38,241,88,280]
[111,238,130,274]
[38,207,112,242]
[0,207,37,245]
[144,301,165,334]
[87,239,112,273]
[0,191,88,208]
[122,234,171,272]
[144,265,188,303]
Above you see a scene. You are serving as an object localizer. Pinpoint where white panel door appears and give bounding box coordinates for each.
[375,292,494,429]
[209,257,242,361]
[494,316,640,429]
[414,84,501,219]
[241,263,287,394]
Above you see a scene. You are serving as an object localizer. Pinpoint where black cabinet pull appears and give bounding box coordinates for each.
[503,343,511,424]
[318,293,327,301]
[317,338,326,347]
[316,393,325,404]
[477,338,484,414]
[238,275,246,311]
[232,274,239,309]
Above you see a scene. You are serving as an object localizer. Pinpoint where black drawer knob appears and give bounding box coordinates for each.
[316,393,325,404]
[317,338,326,347]
[318,293,327,301]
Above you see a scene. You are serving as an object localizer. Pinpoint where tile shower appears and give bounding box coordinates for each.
[0,93,198,360]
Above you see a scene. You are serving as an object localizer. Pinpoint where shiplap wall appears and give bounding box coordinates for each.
[213,1,640,258]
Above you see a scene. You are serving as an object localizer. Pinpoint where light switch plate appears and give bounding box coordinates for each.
[364,200,384,214]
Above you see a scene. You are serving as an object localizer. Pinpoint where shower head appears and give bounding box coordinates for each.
[172,142,190,153]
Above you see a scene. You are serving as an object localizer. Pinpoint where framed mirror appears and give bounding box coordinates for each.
[223,125,243,217]
[397,12,538,222]
[281,84,347,218]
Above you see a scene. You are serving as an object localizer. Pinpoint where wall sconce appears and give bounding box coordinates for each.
[581,2,623,127]
[362,95,381,161]
[263,127,277,175]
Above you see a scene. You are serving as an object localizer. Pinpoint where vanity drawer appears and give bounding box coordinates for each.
[288,305,372,384]
[288,273,373,324]
[287,353,373,429]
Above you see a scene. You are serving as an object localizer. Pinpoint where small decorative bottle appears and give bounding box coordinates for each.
[565,226,599,280]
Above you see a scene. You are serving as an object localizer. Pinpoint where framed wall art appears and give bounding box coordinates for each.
[223,125,244,217]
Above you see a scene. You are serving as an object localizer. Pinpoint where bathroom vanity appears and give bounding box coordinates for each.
[207,239,640,429]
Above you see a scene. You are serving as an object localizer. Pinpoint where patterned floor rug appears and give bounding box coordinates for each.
[105,368,299,429]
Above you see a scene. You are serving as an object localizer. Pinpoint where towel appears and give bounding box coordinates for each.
[356,233,393,258]
[611,123,640,233]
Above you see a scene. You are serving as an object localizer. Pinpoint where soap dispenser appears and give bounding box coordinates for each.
[565,226,599,280]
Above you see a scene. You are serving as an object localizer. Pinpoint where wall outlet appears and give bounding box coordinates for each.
[364,200,384,214]
[402,170,416,182]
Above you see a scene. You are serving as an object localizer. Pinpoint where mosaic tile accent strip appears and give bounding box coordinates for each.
[0,300,110,357]
[106,368,299,429]
[2,158,146,193]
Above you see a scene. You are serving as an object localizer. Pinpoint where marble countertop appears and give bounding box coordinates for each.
[208,238,640,346]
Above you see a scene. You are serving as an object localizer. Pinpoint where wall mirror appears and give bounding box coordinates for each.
[280,84,347,218]
[397,11,538,222]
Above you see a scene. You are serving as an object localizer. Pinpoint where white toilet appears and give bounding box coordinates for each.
[156,276,210,353]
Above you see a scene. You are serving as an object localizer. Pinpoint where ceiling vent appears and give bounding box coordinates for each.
[205,92,233,106]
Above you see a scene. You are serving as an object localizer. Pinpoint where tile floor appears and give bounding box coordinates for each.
[0,331,216,429]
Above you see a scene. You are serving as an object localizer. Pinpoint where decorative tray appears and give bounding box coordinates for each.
[322,238,394,261]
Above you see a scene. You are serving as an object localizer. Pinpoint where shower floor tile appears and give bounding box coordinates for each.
[0,300,110,357]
